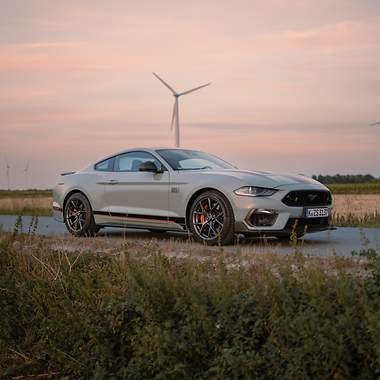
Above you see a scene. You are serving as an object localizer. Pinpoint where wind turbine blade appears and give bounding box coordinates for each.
[369,121,380,126]
[152,72,177,95]
[178,82,211,96]
[170,100,177,131]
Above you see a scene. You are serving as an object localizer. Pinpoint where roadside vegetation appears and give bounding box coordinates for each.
[333,212,380,228]
[0,197,52,217]
[0,190,52,216]
[1,229,380,379]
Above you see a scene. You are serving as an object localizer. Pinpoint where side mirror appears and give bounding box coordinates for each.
[139,161,163,173]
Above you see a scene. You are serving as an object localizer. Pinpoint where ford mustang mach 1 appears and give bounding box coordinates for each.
[53,148,333,245]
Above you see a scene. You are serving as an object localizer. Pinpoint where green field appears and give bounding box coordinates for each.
[0,189,52,198]
[327,183,380,194]
[1,232,380,378]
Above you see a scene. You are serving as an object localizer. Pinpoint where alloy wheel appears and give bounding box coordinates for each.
[192,196,225,240]
[66,198,87,233]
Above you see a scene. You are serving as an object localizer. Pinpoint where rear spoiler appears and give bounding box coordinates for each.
[60,171,76,176]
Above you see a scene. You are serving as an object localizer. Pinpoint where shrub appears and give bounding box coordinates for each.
[1,234,380,379]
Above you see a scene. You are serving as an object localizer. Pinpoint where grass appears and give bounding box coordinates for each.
[0,230,380,379]
[328,183,380,194]
[0,208,52,217]
[333,211,380,228]
[0,197,52,217]
[0,190,52,199]
[0,190,52,216]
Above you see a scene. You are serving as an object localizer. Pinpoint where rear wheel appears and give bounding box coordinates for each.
[188,190,234,245]
[64,193,99,237]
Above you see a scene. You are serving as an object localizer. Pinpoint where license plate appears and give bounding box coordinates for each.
[305,208,329,218]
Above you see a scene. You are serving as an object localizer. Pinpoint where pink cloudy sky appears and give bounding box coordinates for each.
[0,0,379,188]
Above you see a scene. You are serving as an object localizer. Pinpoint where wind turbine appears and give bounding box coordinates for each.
[24,161,30,189]
[153,72,211,147]
[5,158,10,190]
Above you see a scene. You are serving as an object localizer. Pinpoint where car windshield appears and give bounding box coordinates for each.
[156,149,236,171]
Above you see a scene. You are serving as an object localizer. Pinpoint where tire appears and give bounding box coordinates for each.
[188,190,235,245]
[64,192,99,237]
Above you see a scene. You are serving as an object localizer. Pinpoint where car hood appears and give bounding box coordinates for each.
[195,169,322,188]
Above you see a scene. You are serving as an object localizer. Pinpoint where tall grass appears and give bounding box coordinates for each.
[0,197,52,216]
[1,232,380,379]
[333,211,380,228]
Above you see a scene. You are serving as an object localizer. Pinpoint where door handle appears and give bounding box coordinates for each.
[106,179,119,185]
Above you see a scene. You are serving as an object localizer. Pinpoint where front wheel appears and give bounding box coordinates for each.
[64,193,99,237]
[188,191,235,245]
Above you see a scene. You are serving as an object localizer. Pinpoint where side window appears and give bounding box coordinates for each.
[114,151,164,172]
[94,158,113,171]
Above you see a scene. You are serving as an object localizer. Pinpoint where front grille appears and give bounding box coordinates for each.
[282,190,332,207]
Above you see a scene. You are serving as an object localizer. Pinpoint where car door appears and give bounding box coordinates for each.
[89,156,115,213]
[102,151,171,228]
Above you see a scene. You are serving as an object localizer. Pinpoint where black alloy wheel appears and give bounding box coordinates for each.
[64,192,99,237]
[189,190,234,245]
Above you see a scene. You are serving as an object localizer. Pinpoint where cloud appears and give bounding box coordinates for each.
[1,1,380,187]
[254,21,380,51]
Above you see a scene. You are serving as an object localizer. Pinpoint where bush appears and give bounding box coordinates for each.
[1,234,380,379]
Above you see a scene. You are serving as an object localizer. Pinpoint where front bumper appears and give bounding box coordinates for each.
[236,216,335,237]
[231,184,334,236]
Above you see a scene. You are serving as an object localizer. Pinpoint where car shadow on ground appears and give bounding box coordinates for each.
[97,228,332,249]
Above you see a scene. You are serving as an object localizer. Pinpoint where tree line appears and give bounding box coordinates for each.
[312,174,380,184]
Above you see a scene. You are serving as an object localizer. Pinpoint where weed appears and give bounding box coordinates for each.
[1,231,380,379]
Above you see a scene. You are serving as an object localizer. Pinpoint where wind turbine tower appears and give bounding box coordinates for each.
[5,158,10,190]
[153,72,211,147]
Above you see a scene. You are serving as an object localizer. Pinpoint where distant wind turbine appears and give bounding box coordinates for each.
[153,72,211,147]
[24,161,30,189]
[369,121,380,126]
[5,158,10,190]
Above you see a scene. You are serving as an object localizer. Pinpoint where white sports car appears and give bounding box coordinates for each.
[53,148,333,245]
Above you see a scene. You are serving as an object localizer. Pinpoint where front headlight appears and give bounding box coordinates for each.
[234,186,278,197]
